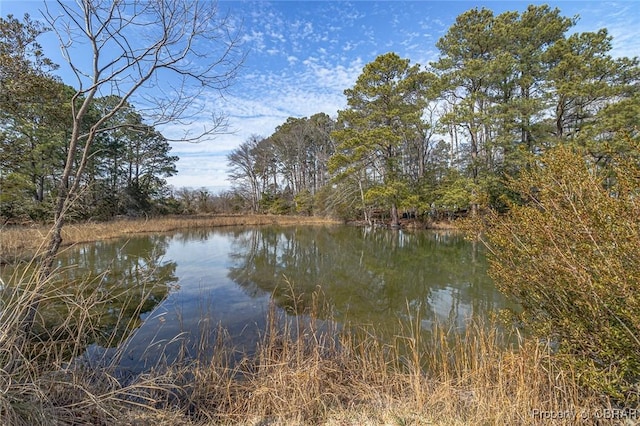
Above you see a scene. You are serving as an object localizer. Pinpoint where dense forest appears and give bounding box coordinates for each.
[2,5,639,225]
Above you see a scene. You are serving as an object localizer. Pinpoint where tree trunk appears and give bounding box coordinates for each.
[22,185,66,335]
[357,176,371,226]
[24,95,96,334]
[390,202,400,228]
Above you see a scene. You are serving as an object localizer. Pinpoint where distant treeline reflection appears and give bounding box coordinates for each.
[226,226,512,331]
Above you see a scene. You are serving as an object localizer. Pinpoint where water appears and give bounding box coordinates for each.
[2,225,516,374]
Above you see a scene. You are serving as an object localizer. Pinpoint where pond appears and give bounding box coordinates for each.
[2,225,516,376]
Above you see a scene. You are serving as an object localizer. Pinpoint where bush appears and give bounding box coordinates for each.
[294,189,314,215]
[259,191,294,215]
[484,142,640,403]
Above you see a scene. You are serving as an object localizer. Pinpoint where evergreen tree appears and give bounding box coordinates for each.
[0,14,70,221]
[330,53,432,226]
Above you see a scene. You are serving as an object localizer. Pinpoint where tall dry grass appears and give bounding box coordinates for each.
[0,260,178,425]
[0,215,340,263]
[145,291,615,426]
[1,267,619,425]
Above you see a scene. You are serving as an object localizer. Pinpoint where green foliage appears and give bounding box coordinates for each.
[331,53,432,223]
[430,4,639,216]
[294,190,314,216]
[260,191,293,215]
[1,16,178,223]
[434,172,473,213]
[484,141,640,403]
[364,181,403,205]
[0,14,70,223]
[0,173,31,220]
[85,97,178,219]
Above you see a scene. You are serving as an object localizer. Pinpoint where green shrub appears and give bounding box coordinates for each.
[484,142,640,403]
[294,189,314,215]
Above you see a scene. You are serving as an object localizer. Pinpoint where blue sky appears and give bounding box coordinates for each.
[2,1,639,191]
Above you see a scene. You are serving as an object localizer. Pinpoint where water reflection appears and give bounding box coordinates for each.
[227,226,510,333]
[1,226,514,374]
[1,235,177,348]
[65,236,178,344]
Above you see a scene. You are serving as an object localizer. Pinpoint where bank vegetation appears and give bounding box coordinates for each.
[0,270,616,425]
[0,215,340,264]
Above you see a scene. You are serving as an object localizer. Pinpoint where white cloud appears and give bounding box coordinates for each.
[241,30,265,51]
[166,153,230,191]
[268,31,286,44]
[122,2,640,190]
[343,41,356,52]
[564,2,639,59]
[163,50,365,189]
[298,21,314,39]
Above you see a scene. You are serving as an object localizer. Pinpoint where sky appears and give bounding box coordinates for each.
[2,1,639,192]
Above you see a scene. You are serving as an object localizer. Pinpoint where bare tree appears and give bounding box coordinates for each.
[228,135,264,213]
[39,0,244,272]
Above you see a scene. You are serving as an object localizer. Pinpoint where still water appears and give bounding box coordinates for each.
[4,225,515,375]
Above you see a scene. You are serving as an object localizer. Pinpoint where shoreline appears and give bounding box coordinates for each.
[0,214,340,264]
[0,214,457,265]
[0,214,614,425]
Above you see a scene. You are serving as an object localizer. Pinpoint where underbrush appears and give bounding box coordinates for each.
[482,145,640,405]
[0,267,619,425]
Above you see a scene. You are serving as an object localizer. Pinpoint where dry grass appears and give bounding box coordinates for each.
[0,259,176,425]
[0,274,618,425]
[123,294,614,426]
[0,254,621,425]
[0,215,340,263]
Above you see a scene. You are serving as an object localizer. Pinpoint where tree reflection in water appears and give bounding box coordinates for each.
[1,226,514,375]
[227,226,514,336]
[61,235,178,345]
[1,235,177,360]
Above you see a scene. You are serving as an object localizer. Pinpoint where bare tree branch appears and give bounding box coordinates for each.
[38,0,245,273]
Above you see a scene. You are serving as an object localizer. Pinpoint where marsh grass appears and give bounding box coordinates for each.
[146,288,613,426]
[0,258,179,425]
[1,264,617,425]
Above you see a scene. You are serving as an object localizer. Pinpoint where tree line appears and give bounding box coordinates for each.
[227,5,639,225]
[0,14,179,222]
[2,5,638,226]
[1,0,242,235]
